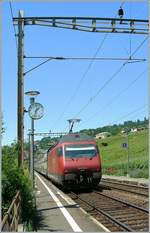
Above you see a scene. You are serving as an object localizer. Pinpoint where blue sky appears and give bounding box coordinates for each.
[2,1,148,145]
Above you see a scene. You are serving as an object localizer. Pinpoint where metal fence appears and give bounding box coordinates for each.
[1,191,21,232]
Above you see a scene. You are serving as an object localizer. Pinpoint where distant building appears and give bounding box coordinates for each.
[137,127,145,131]
[130,128,138,133]
[95,132,111,139]
[121,130,126,134]
[121,129,131,134]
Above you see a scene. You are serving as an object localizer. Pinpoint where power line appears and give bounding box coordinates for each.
[62,28,147,131]
[129,1,132,58]
[109,104,148,125]
[51,33,108,129]
[24,57,53,76]
[77,68,147,128]
[24,56,146,62]
[62,36,147,132]
[77,105,148,132]
[131,36,148,57]
[57,2,127,131]
[52,2,147,131]
[71,36,148,119]
[52,1,126,130]
[120,2,125,8]
[65,104,148,133]
[53,2,146,131]
[74,64,125,118]
[115,2,131,60]
[9,1,18,53]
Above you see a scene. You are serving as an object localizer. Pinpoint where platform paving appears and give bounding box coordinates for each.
[34,172,109,232]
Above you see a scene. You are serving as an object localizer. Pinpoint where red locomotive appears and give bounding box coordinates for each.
[35,133,102,189]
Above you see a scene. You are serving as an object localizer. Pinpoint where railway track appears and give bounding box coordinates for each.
[100,178,149,197]
[69,190,149,232]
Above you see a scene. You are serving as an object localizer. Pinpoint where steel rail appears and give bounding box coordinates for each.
[100,179,149,197]
[70,192,134,232]
[93,191,148,213]
[101,183,148,197]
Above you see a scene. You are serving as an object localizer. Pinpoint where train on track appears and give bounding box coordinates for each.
[35,133,102,189]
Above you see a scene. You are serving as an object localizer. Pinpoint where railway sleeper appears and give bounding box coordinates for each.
[108,210,148,217]
[117,218,148,224]
[110,216,148,224]
[113,214,148,220]
[94,204,123,209]
[100,208,125,212]
[91,211,131,231]
[127,225,148,231]
[108,209,143,214]
[120,222,148,229]
[96,219,128,232]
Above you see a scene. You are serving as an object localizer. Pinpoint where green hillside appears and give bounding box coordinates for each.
[80,118,148,136]
[97,129,148,178]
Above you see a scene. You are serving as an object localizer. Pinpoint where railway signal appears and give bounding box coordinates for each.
[122,143,128,148]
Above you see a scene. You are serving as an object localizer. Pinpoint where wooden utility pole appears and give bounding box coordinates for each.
[17,10,24,167]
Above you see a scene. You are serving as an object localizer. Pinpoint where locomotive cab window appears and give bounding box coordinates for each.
[57,147,63,156]
[65,144,97,158]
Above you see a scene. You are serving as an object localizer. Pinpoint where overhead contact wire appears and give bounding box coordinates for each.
[78,69,147,128]
[52,2,125,130]
[62,2,127,132]
[9,1,18,53]
[72,36,148,120]
[74,64,125,119]
[51,33,108,129]
[109,104,148,125]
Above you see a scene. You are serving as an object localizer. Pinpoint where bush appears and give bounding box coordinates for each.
[19,169,35,222]
[102,160,148,178]
[2,144,35,223]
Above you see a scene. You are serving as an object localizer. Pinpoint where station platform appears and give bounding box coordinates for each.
[102,174,149,186]
[34,172,109,232]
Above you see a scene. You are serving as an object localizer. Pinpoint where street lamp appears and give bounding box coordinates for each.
[25,91,40,97]
[25,90,44,187]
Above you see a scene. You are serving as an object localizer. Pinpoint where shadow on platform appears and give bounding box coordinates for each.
[33,209,63,232]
